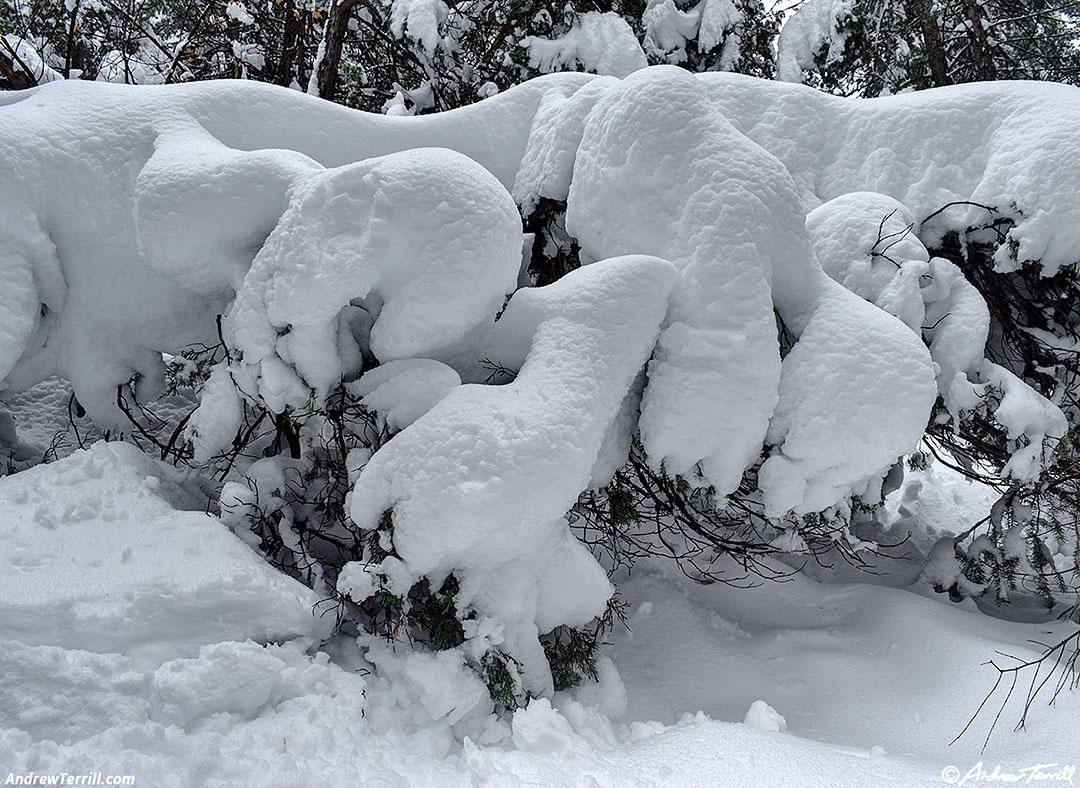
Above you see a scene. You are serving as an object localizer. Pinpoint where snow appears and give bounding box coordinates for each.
[522,12,647,79]
[348,256,677,695]
[561,66,938,513]
[4,66,1080,787]
[982,363,1068,480]
[743,700,787,732]
[0,442,331,663]
[642,0,744,68]
[1,35,64,83]
[4,452,1079,785]
[805,191,1067,482]
[6,71,1076,437]
[775,0,855,83]
[390,0,449,56]
[351,358,461,433]
[642,0,701,63]
[218,146,521,419]
[806,192,930,332]
[698,0,744,54]
[224,1,255,26]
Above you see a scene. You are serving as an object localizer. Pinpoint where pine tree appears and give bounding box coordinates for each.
[779,0,1080,96]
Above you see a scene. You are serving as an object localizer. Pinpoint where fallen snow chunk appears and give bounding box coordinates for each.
[743,700,787,732]
[337,561,378,602]
[511,698,587,754]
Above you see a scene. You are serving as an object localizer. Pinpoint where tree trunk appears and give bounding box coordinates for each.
[0,44,36,90]
[315,0,363,101]
[278,0,300,86]
[958,0,997,80]
[907,0,951,86]
[64,0,81,78]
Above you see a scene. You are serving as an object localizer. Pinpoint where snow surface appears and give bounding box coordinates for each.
[3,446,1079,785]
[0,442,331,663]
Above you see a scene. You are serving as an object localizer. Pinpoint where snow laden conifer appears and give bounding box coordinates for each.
[776,0,1080,96]
[1,67,1079,703]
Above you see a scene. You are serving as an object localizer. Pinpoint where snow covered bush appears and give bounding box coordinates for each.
[2,66,1079,702]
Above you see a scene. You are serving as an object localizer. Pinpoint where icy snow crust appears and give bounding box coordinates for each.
[0,68,1073,693]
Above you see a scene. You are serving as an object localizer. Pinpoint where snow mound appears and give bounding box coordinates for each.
[701,74,1080,276]
[348,256,678,695]
[219,146,521,417]
[566,65,794,497]
[743,699,787,732]
[0,441,331,662]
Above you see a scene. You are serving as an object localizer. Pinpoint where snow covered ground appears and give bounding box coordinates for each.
[2,443,1077,787]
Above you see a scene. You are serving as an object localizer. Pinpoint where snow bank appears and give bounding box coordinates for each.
[0,442,331,663]
[2,68,1078,698]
